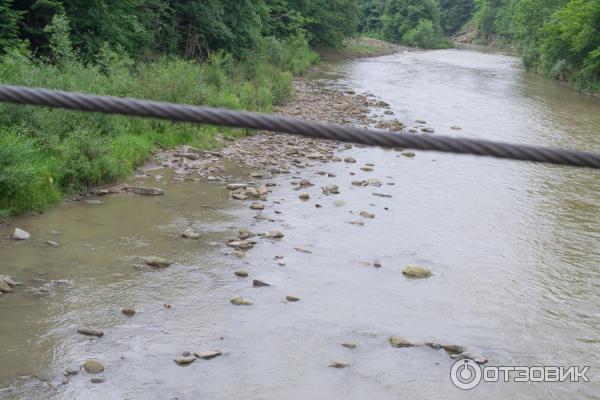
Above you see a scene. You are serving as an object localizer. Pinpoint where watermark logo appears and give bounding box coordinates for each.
[450,360,591,390]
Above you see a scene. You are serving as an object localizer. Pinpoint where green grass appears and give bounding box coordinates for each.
[0,34,318,216]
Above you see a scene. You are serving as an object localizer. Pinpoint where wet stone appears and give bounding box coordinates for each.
[286,295,300,302]
[389,336,414,348]
[234,270,249,278]
[13,228,30,240]
[250,202,264,210]
[329,362,350,369]
[344,157,356,163]
[174,357,196,366]
[359,211,375,219]
[451,125,462,130]
[145,257,172,268]
[299,193,310,200]
[253,279,270,287]
[342,343,357,349]
[401,151,416,158]
[121,308,136,317]
[402,266,432,278]
[195,350,222,360]
[182,228,200,239]
[77,328,104,337]
[421,127,435,133]
[83,360,104,374]
[265,230,284,239]
[90,377,105,384]
[230,296,253,306]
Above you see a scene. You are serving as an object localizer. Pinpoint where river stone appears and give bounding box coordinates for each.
[441,344,466,354]
[306,152,323,159]
[174,357,196,366]
[360,166,374,172]
[415,119,427,124]
[245,187,260,198]
[299,193,310,200]
[182,228,200,239]
[145,257,172,268]
[421,127,435,133]
[373,260,382,268]
[334,200,345,207]
[46,240,59,247]
[2,276,19,287]
[257,185,268,196]
[372,193,392,198]
[401,151,416,158]
[194,350,222,360]
[402,266,432,278]
[253,279,270,287]
[389,336,414,348]
[250,202,264,210]
[77,328,104,337]
[121,308,136,316]
[342,343,357,349]
[230,296,253,306]
[226,183,247,190]
[286,295,300,302]
[359,211,375,219]
[127,186,164,196]
[0,279,12,293]
[451,125,462,130]
[329,362,350,369]
[90,377,105,384]
[451,351,488,364]
[325,184,339,194]
[239,228,256,238]
[226,240,255,250]
[265,230,284,239]
[377,100,390,107]
[83,360,104,374]
[235,270,248,278]
[13,228,31,240]
[344,157,356,163]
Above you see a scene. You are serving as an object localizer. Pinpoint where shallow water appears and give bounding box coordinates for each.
[1,47,600,399]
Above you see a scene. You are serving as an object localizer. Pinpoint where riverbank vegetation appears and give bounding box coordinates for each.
[473,0,600,93]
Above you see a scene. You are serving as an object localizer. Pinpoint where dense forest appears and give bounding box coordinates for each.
[0,0,598,216]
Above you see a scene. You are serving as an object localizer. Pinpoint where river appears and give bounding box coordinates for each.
[1,46,599,399]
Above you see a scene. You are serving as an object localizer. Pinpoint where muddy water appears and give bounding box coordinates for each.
[1,47,600,399]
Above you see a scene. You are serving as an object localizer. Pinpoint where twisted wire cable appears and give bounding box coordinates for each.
[0,84,599,169]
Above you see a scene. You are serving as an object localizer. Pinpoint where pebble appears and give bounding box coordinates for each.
[402,266,432,278]
[451,125,462,130]
[329,362,350,368]
[145,257,172,268]
[234,270,249,278]
[415,119,427,124]
[401,151,416,158]
[265,230,284,239]
[286,295,300,302]
[253,279,270,287]
[77,328,104,337]
[360,166,373,172]
[373,260,382,268]
[194,350,222,360]
[13,228,30,240]
[299,193,310,200]
[83,360,105,374]
[121,308,136,316]
[421,127,435,133]
[344,157,356,163]
[230,296,253,306]
[182,228,200,239]
[90,377,105,384]
[0,278,12,293]
[359,211,375,219]
[294,247,312,254]
[174,357,196,366]
[389,336,414,348]
[46,240,59,247]
[342,343,357,349]
[324,184,340,194]
[451,351,488,364]
[372,193,392,198]
[250,202,264,210]
[226,183,247,190]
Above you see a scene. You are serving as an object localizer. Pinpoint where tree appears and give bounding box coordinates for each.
[0,0,22,51]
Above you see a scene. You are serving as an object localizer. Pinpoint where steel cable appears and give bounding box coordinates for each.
[0,84,599,169]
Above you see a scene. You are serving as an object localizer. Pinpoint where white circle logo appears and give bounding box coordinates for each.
[450,359,482,390]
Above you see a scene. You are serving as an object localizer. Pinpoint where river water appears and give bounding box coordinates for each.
[1,47,599,399]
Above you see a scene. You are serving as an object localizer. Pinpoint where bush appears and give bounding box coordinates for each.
[0,24,317,216]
